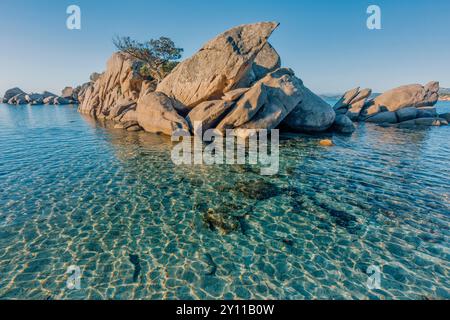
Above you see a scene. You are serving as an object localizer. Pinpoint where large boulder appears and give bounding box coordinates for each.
[107,98,136,120]
[216,82,268,131]
[416,107,437,118]
[366,111,398,124]
[334,87,372,121]
[252,43,281,81]
[186,100,235,136]
[78,52,145,118]
[25,93,44,105]
[3,88,26,103]
[282,86,336,132]
[332,114,356,134]
[222,88,250,102]
[42,91,58,99]
[396,107,418,122]
[347,88,372,120]
[53,96,71,105]
[234,68,303,132]
[156,22,280,108]
[396,117,448,128]
[136,92,189,135]
[217,68,303,133]
[74,83,92,102]
[439,112,450,122]
[333,87,360,114]
[363,82,439,117]
[61,87,75,99]
[43,96,56,105]
[8,93,28,105]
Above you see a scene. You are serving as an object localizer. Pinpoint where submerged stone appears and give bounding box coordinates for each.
[235,179,280,200]
[129,254,141,282]
[203,208,240,235]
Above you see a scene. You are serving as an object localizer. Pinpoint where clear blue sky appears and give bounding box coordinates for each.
[1,0,449,95]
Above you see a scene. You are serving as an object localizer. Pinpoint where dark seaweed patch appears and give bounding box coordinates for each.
[235,179,281,200]
[129,254,141,282]
[204,253,217,276]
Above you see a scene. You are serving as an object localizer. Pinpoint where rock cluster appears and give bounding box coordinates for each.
[335,82,448,128]
[77,22,336,135]
[2,87,79,106]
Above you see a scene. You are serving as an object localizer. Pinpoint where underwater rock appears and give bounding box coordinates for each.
[203,252,218,276]
[235,179,280,200]
[203,208,240,235]
[129,254,141,282]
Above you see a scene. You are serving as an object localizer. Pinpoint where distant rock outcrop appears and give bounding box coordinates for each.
[362,82,439,118]
[2,87,77,106]
[334,87,372,121]
[335,81,447,128]
[3,87,26,103]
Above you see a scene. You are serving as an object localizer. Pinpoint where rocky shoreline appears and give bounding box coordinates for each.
[2,22,449,135]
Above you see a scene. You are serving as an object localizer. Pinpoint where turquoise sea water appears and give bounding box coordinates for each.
[0,102,449,300]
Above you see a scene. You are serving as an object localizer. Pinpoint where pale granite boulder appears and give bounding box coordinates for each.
[363,82,439,117]
[186,100,235,136]
[156,22,279,108]
[252,43,281,81]
[235,68,303,132]
[222,88,250,102]
[216,82,268,132]
[136,92,189,135]
[79,52,145,117]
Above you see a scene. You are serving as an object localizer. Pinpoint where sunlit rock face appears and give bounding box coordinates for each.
[362,82,439,118]
[75,22,351,136]
[156,22,280,108]
[78,52,145,118]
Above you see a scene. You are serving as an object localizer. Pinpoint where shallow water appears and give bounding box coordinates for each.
[0,102,449,300]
